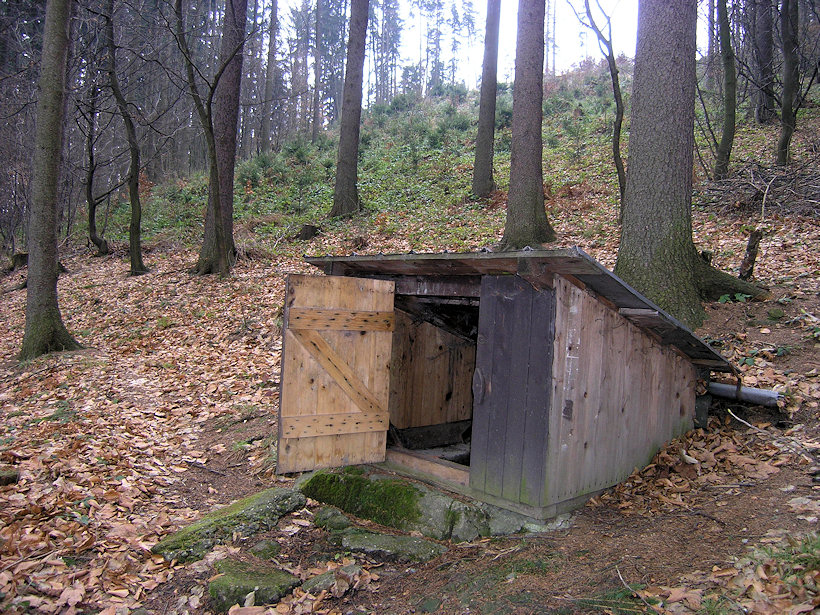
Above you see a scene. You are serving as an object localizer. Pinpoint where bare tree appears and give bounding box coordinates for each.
[571,0,626,212]
[713,0,736,179]
[20,0,81,360]
[105,0,148,275]
[260,0,280,152]
[777,0,799,165]
[175,0,248,275]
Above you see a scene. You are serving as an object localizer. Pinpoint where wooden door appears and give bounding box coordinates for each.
[470,275,555,506]
[277,275,395,473]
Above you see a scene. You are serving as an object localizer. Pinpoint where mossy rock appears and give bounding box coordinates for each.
[300,469,421,529]
[313,506,352,532]
[152,488,305,563]
[249,539,282,559]
[208,558,300,612]
[341,531,446,562]
[0,467,19,486]
[301,563,362,595]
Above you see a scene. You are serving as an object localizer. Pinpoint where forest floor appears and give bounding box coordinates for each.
[1,189,819,615]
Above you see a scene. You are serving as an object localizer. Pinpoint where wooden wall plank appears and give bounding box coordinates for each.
[499,276,534,503]
[281,413,388,438]
[517,284,554,506]
[470,276,554,504]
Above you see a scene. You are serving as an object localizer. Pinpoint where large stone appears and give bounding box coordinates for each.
[341,531,446,562]
[301,468,574,542]
[300,469,421,529]
[208,559,299,612]
[152,488,306,563]
[414,490,490,542]
[313,506,352,532]
[0,467,19,486]
[301,563,362,595]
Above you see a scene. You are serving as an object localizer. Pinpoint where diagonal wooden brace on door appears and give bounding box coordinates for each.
[291,328,386,414]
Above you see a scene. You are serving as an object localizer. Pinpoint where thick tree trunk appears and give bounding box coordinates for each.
[498,0,555,250]
[713,0,736,180]
[20,0,81,360]
[753,0,775,123]
[471,0,500,199]
[777,0,799,165]
[260,0,278,152]
[195,0,248,275]
[330,0,369,218]
[105,0,147,275]
[615,0,764,329]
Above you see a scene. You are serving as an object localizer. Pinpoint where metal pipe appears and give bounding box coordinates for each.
[707,382,782,408]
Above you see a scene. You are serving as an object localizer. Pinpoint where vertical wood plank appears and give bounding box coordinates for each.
[499,276,535,502]
[518,284,554,505]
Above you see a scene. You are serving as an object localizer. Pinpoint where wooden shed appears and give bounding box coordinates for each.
[276,248,731,520]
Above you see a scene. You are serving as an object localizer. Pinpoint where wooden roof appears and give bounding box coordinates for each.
[305,247,732,372]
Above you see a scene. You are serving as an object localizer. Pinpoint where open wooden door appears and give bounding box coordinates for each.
[277,275,395,473]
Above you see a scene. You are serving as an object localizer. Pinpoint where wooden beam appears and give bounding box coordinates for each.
[288,308,394,331]
[384,449,470,486]
[281,412,387,438]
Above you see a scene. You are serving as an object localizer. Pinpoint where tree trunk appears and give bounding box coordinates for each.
[311,0,322,143]
[753,0,775,123]
[195,0,248,275]
[706,0,716,92]
[615,0,764,329]
[471,0,500,199]
[777,0,799,165]
[260,0,278,152]
[84,84,108,256]
[713,0,736,180]
[330,0,369,217]
[20,0,81,360]
[582,0,626,213]
[498,0,555,250]
[105,0,147,275]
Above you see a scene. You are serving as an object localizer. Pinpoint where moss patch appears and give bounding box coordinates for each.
[300,470,421,529]
[152,488,305,563]
[208,558,300,612]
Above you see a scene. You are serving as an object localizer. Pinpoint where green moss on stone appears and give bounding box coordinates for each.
[152,488,305,563]
[208,559,299,612]
[300,470,421,529]
[249,539,282,559]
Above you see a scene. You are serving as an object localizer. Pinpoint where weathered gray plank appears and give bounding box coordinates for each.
[518,286,554,506]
